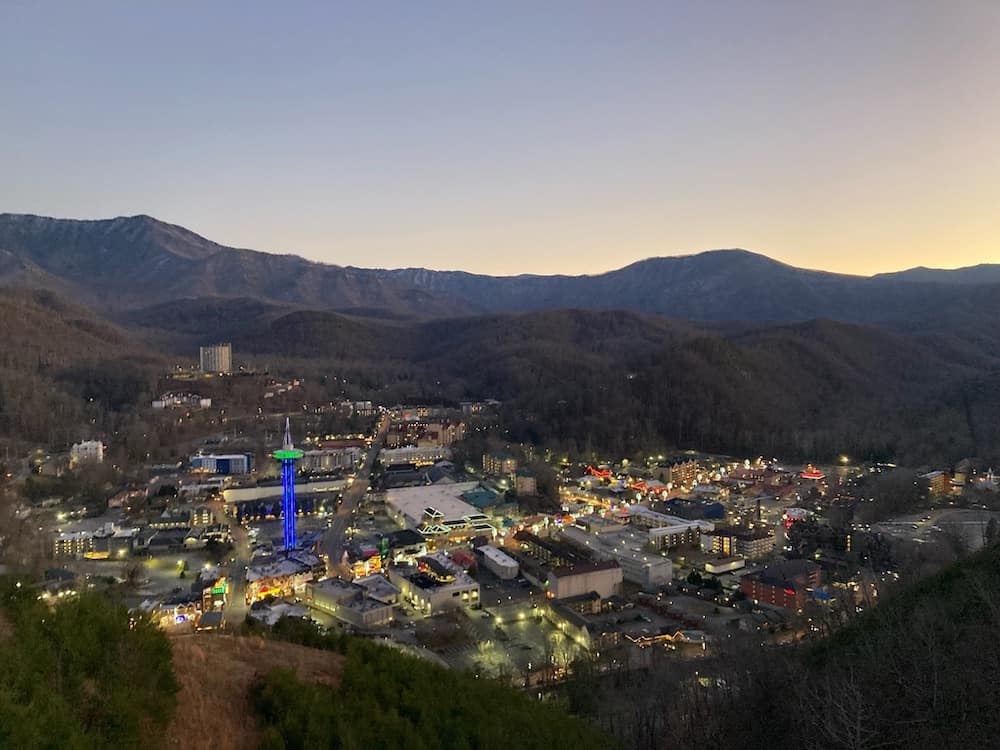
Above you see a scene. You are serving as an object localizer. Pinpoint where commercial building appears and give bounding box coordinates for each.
[199,343,232,374]
[479,544,519,579]
[513,531,587,569]
[740,559,821,611]
[922,470,951,497]
[704,558,746,575]
[460,484,513,517]
[70,440,104,467]
[545,560,622,600]
[305,578,394,628]
[54,523,139,560]
[382,529,428,564]
[190,452,254,475]
[515,470,537,496]
[379,446,452,466]
[386,420,466,449]
[388,553,480,616]
[627,506,714,549]
[245,551,324,604]
[300,446,363,473]
[384,481,487,535]
[353,574,401,605]
[559,525,673,590]
[544,598,622,651]
[652,458,699,488]
[483,451,518,477]
[152,393,212,410]
[701,526,775,560]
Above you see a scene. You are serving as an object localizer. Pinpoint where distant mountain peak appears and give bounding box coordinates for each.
[2,212,998,323]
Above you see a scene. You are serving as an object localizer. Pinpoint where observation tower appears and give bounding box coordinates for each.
[273,418,304,552]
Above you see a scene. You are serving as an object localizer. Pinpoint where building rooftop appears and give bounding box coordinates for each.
[385,482,481,527]
[353,574,401,601]
[247,556,313,583]
[479,544,518,567]
[549,559,620,578]
[461,486,501,510]
[705,525,774,540]
[753,559,820,588]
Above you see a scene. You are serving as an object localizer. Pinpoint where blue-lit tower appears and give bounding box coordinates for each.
[273,418,304,553]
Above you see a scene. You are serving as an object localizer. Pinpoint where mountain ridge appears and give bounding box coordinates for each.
[3,213,1000,327]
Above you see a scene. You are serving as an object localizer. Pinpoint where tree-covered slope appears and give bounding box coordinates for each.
[250,618,614,750]
[0,585,177,749]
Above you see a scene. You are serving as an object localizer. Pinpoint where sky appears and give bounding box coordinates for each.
[1,1,997,276]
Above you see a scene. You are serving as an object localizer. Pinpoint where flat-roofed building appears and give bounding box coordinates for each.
[190,452,254,475]
[515,469,537,496]
[559,525,672,590]
[384,481,481,532]
[54,530,94,559]
[305,578,395,628]
[199,343,232,374]
[353,574,401,605]
[300,447,363,473]
[70,440,104,467]
[545,560,622,600]
[483,451,517,477]
[246,554,320,604]
[380,446,452,466]
[922,470,951,497]
[388,552,480,616]
[627,506,714,549]
[740,559,821,611]
[701,525,775,560]
[479,544,519,579]
[652,458,699,488]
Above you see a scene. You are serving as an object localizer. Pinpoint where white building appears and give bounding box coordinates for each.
[379,446,452,465]
[479,545,519,580]
[70,440,104,467]
[546,560,623,600]
[199,343,232,374]
[388,552,480,616]
[190,453,254,475]
[300,447,363,473]
[305,578,395,628]
[384,482,481,532]
[627,505,714,549]
[559,525,673,590]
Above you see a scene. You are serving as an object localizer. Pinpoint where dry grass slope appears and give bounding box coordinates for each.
[166,634,343,750]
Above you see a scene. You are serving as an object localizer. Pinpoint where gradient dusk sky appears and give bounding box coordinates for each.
[1,1,997,276]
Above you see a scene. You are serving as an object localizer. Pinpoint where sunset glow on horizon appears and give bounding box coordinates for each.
[1,1,997,276]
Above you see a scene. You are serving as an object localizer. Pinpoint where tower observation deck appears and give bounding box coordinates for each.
[273,418,304,552]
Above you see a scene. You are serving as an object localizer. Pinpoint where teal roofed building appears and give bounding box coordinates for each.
[461,484,515,516]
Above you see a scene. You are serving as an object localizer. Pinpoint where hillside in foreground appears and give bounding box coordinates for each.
[573,542,1000,749]
[167,635,343,750]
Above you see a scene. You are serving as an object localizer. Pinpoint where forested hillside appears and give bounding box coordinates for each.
[129,300,1000,464]
[0,289,162,449]
[572,542,1000,749]
[2,282,998,466]
[249,618,614,750]
[0,584,176,748]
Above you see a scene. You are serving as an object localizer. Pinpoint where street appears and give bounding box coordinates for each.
[319,414,388,574]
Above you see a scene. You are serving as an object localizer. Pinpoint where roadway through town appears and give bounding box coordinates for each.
[319,414,389,574]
